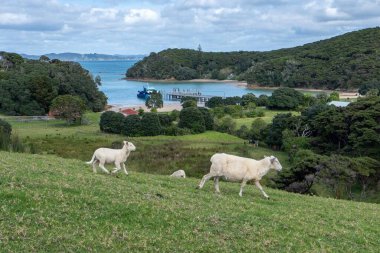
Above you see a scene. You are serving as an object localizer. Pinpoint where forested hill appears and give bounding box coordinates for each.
[126,27,380,90]
[0,52,107,116]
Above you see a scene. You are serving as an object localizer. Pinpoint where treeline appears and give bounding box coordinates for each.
[126,27,380,90]
[0,52,107,116]
[99,107,213,137]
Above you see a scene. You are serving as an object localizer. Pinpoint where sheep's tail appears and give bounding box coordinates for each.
[86,154,96,165]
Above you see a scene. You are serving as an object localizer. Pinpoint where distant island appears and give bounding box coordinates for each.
[21,52,145,61]
[126,27,380,90]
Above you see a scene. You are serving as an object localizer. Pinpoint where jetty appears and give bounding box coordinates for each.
[164,88,215,102]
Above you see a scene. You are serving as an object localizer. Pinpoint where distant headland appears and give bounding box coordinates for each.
[21,52,145,61]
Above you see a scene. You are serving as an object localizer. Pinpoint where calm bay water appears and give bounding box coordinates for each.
[79,60,273,106]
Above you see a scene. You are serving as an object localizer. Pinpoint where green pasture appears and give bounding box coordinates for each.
[0,151,379,252]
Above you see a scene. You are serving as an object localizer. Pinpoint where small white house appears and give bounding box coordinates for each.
[328,101,350,107]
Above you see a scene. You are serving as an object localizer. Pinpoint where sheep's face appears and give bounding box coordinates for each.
[270,156,282,171]
[123,141,136,151]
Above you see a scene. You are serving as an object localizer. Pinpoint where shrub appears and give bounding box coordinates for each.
[214,115,236,134]
[122,114,142,136]
[50,95,86,124]
[236,125,250,139]
[178,107,205,133]
[268,88,304,109]
[249,118,267,142]
[169,110,180,121]
[140,113,162,136]
[205,97,224,108]
[99,111,125,134]
[224,105,244,118]
[158,114,173,127]
[182,100,197,108]
[0,119,12,150]
[198,107,214,130]
[163,125,192,136]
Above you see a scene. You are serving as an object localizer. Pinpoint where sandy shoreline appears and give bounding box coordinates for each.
[127,78,358,97]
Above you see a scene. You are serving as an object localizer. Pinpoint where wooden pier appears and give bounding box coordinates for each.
[164,88,215,103]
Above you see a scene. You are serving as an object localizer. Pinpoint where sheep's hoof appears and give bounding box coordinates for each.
[195,186,200,189]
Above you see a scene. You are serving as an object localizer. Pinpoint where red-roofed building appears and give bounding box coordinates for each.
[120,108,138,116]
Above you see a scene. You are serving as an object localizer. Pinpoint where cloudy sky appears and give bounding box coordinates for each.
[1,0,379,55]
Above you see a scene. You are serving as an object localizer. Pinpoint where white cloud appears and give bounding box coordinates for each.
[0,0,379,54]
[0,13,29,25]
[124,9,160,25]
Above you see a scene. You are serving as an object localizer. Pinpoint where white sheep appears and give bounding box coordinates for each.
[170,169,186,178]
[197,153,282,198]
[86,141,136,175]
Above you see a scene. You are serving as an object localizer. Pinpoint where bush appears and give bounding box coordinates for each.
[178,107,205,133]
[268,88,304,109]
[50,95,86,124]
[140,113,162,136]
[214,115,236,134]
[249,118,267,142]
[198,107,214,130]
[236,125,250,139]
[99,111,125,134]
[0,119,12,150]
[122,114,142,136]
[158,114,173,127]
[170,110,180,121]
[205,97,224,108]
[163,125,192,136]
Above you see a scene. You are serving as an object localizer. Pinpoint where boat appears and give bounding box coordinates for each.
[137,85,157,100]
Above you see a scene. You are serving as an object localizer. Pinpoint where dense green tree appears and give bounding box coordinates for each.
[358,82,380,95]
[214,115,236,134]
[140,113,162,136]
[241,93,257,106]
[248,118,267,142]
[122,114,142,136]
[268,88,304,109]
[198,107,214,130]
[257,95,270,106]
[158,114,173,127]
[329,91,340,101]
[99,111,125,134]
[205,97,224,108]
[49,95,86,124]
[0,52,107,115]
[178,107,205,133]
[181,97,198,108]
[265,113,294,149]
[145,91,163,109]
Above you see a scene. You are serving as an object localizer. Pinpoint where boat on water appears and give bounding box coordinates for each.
[137,85,157,100]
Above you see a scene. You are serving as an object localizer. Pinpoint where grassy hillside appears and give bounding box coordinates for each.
[0,151,379,252]
[126,27,380,90]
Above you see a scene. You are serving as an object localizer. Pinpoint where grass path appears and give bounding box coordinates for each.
[1,151,379,252]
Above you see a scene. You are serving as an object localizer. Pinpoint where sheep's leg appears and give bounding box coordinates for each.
[92,161,98,173]
[111,161,122,174]
[239,179,248,197]
[122,163,129,175]
[255,181,269,199]
[197,173,213,189]
[98,161,110,174]
[214,177,220,193]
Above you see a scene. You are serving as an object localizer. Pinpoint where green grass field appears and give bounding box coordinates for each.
[0,151,379,252]
[4,112,290,180]
[234,109,300,128]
